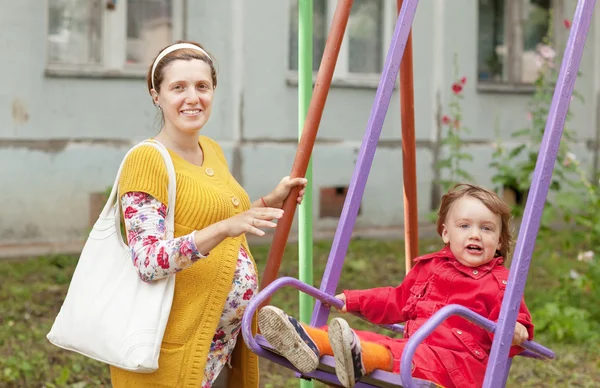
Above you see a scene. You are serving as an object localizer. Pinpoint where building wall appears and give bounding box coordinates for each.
[1,0,598,246]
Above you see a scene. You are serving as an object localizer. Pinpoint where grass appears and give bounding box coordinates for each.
[0,233,598,387]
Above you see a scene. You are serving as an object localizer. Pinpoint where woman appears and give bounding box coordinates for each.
[110,41,307,388]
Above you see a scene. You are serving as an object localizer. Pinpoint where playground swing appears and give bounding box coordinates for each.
[242,0,594,386]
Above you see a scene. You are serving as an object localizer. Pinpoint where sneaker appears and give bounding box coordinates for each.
[258,306,320,373]
[328,317,366,388]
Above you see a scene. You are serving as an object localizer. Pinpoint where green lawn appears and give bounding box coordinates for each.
[1,234,598,387]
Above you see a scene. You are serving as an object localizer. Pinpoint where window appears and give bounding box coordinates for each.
[289,0,327,72]
[288,0,394,82]
[46,0,184,76]
[478,0,564,86]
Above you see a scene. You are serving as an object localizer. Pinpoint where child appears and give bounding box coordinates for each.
[258,184,534,388]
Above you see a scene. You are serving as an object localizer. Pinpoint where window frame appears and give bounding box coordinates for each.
[477,0,566,93]
[286,0,397,89]
[44,0,185,78]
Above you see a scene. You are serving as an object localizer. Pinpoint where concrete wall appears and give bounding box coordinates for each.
[1,0,598,247]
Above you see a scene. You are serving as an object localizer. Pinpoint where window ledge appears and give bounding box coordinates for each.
[45,66,146,80]
[286,72,394,90]
[477,82,536,94]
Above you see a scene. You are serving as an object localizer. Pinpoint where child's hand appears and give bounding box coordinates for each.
[334,293,347,313]
[512,322,529,346]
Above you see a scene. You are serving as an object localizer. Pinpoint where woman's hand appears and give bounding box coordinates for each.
[264,176,308,209]
[219,207,284,238]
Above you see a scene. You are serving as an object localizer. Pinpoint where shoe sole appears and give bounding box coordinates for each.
[258,306,320,373]
[329,318,357,388]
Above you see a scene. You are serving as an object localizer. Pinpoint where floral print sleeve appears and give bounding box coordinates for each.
[121,192,206,282]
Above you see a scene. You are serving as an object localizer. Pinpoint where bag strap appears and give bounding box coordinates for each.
[100,139,177,240]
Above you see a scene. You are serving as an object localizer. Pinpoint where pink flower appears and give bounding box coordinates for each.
[214,330,226,341]
[452,83,463,94]
[124,206,137,219]
[142,235,159,246]
[243,289,254,300]
[564,19,571,29]
[158,204,167,218]
[145,243,156,258]
[179,240,195,256]
[535,44,556,70]
[156,247,170,269]
[442,115,451,125]
[538,44,556,61]
[127,228,139,243]
[131,192,147,204]
[563,152,577,167]
[460,76,467,85]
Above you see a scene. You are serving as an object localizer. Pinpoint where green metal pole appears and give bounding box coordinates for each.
[298,1,314,387]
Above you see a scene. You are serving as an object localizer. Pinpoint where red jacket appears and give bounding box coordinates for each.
[343,247,534,388]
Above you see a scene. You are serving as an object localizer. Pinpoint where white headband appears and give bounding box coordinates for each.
[151,43,212,90]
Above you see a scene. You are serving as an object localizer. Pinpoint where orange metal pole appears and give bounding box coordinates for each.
[397,0,418,273]
[260,0,354,297]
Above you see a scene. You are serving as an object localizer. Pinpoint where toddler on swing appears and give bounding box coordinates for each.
[258,184,534,388]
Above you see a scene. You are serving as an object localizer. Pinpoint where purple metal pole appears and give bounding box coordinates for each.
[399,305,555,388]
[310,0,420,328]
[483,1,596,386]
[499,358,513,388]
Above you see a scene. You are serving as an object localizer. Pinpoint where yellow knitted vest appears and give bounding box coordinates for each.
[110,136,259,388]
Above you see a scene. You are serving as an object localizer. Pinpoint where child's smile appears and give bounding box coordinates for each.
[466,244,483,254]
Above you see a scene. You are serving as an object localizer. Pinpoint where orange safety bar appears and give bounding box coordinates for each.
[397,0,419,273]
[259,0,354,300]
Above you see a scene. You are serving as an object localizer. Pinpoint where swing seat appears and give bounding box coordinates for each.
[256,335,442,388]
[242,277,555,388]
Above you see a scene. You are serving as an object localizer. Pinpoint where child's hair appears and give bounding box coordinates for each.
[436,183,513,259]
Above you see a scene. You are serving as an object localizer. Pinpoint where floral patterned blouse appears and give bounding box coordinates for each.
[121,192,259,388]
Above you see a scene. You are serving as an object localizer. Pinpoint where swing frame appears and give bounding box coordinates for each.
[243,0,595,386]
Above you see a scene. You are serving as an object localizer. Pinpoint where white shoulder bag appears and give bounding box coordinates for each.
[47,139,176,373]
